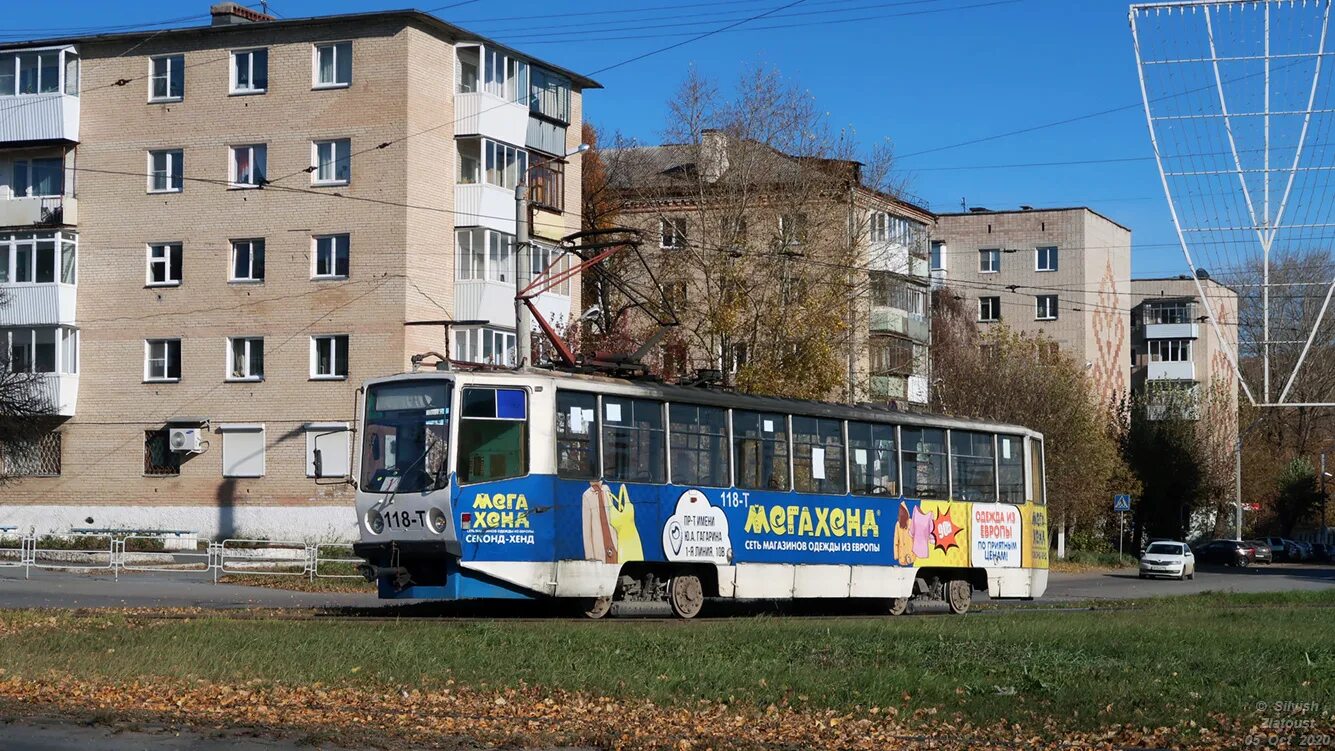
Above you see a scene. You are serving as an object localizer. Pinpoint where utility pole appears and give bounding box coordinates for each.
[514,183,531,368]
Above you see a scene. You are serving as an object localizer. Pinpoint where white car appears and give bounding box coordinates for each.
[1139,541,1195,580]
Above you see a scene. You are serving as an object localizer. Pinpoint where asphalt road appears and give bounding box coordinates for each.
[0,562,1330,610]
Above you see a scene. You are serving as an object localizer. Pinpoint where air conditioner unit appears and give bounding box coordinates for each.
[168,427,203,453]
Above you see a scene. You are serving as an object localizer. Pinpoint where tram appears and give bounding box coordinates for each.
[346,367,1048,618]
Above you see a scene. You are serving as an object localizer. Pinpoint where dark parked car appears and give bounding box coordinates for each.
[1193,539,1255,567]
[1311,543,1333,563]
[1245,540,1273,564]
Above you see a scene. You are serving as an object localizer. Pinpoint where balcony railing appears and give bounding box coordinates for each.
[1144,322,1199,340]
[0,92,79,143]
[1147,360,1196,381]
[33,373,78,416]
[0,195,77,228]
[0,284,76,327]
[455,183,516,234]
[454,91,528,145]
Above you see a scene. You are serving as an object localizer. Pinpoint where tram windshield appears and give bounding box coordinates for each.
[360,380,452,494]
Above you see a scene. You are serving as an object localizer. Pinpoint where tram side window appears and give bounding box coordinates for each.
[848,421,897,496]
[792,416,845,494]
[998,434,1025,504]
[555,390,598,479]
[901,427,947,499]
[1030,438,1046,505]
[669,403,729,487]
[602,396,665,483]
[456,387,528,484]
[950,430,997,502]
[733,410,789,491]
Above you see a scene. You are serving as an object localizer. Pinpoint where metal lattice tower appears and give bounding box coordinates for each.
[1132,0,1335,407]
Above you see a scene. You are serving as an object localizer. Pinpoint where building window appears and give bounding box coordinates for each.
[2,231,75,284]
[455,228,515,283]
[660,217,687,249]
[0,50,60,95]
[458,140,481,184]
[529,158,564,211]
[148,149,183,193]
[147,242,182,286]
[1146,301,1194,324]
[870,212,890,242]
[313,234,349,279]
[477,47,528,102]
[230,48,268,94]
[453,327,516,366]
[312,139,351,185]
[979,248,1000,273]
[5,327,70,374]
[12,158,63,198]
[979,296,1001,322]
[930,241,945,271]
[779,213,808,246]
[870,272,927,318]
[1,430,61,477]
[145,338,181,382]
[305,423,350,477]
[530,67,571,123]
[229,144,267,187]
[483,140,528,189]
[227,337,264,381]
[313,42,351,88]
[230,239,264,282]
[149,54,184,101]
[311,334,349,379]
[219,425,265,478]
[870,335,915,377]
[1035,294,1058,320]
[1036,245,1058,272]
[1149,338,1192,362]
[143,430,181,476]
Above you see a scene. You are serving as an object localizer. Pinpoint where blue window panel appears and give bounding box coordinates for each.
[495,388,527,420]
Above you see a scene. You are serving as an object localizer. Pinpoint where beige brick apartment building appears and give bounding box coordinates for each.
[1130,275,1240,422]
[0,4,594,539]
[606,132,935,407]
[931,207,1132,405]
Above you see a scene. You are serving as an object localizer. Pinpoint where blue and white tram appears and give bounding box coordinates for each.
[347,368,1049,618]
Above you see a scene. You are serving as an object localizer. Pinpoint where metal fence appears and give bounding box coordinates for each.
[0,531,361,583]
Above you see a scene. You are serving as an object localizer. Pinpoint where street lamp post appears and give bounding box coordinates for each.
[514,143,589,368]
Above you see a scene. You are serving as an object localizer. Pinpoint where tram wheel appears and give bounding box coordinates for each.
[887,597,910,617]
[945,579,972,615]
[581,596,613,620]
[668,574,704,619]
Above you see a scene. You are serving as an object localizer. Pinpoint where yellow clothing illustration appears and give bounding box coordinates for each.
[608,484,644,562]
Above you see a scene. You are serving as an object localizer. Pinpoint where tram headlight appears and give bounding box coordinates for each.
[428,507,449,535]
[365,509,385,535]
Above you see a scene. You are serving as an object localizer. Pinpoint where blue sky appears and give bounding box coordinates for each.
[8,0,1188,276]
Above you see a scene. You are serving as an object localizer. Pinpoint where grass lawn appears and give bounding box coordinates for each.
[0,591,1331,748]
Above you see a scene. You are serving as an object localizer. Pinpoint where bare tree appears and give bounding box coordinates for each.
[0,290,56,483]
[588,64,919,401]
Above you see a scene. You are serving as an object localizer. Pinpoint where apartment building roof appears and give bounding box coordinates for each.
[935,206,1131,233]
[0,6,602,90]
[607,137,934,222]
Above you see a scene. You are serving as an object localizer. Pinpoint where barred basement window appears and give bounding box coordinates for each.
[2,431,62,476]
[143,430,181,476]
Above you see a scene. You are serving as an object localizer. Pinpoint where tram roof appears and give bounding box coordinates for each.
[368,368,1044,440]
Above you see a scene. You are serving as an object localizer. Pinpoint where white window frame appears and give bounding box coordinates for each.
[930,241,946,272]
[304,423,351,477]
[312,234,350,279]
[144,338,181,382]
[228,144,266,188]
[1036,245,1058,272]
[148,54,184,102]
[482,139,528,189]
[312,42,352,89]
[660,217,687,249]
[226,336,264,382]
[311,139,351,186]
[870,212,889,242]
[219,424,266,478]
[979,248,1000,274]
[229,239,264,283]
[147,149,183,193]
[452,327,516,367]
[978,297,1001,323]
[1035,294,1058,321]
[229,48,268,95]
[1149,339,1192,362]
[310,334,349,380]
[146,242,182,287]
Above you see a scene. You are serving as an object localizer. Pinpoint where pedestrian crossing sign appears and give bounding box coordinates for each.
[1113,494,1132,513]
